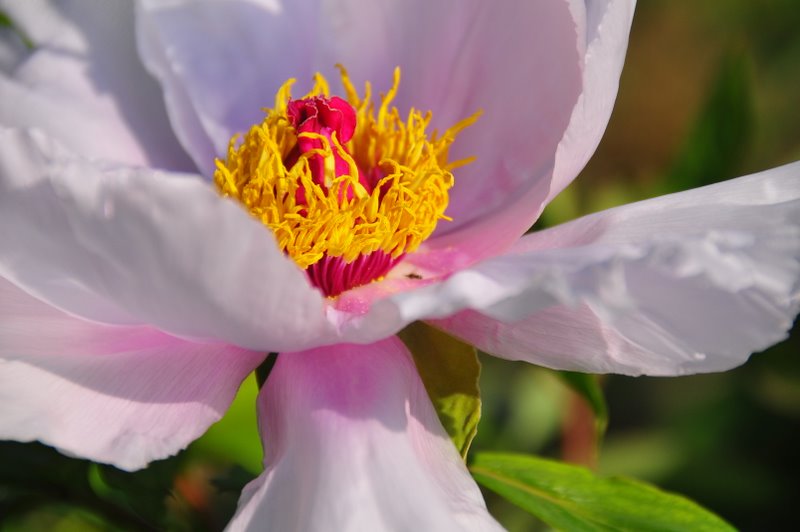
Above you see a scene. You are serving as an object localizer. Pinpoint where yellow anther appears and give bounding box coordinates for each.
[214,68,478,270]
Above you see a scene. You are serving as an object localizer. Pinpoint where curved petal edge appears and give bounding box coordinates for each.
[419,164,799,375]
[0,127,332,352]
[0,277,264,470]
[227,338,501,531]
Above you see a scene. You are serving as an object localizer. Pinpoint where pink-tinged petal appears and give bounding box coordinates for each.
[0,0,193,170]
[135,0,583,204]
[0,127,334,352]
[547,0,638,203]
[427,0,637,263]
[0,278,264,471]
[376,165,799,375]
[317,0,582,238]
[228,338,501,532]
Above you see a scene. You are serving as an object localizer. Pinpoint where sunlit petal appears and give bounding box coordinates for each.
[0,278,263,470]
[0,0,191,170]
[0,127,332,352]
[228,338,501,531]
[431,164,800,375]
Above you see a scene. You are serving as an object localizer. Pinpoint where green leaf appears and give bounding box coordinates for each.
[557,371,609,441]
[471,452,735,532]
[398,322,482,459]
[662,50,753,193]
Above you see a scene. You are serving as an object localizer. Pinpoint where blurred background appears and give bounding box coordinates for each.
[1,0,798,530]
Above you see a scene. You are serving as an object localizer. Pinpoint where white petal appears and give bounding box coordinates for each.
[135,0,583,208]
[135,0,313,175]
[428,0,637,262]
[316,0,582,239]
[0,0,192,170]
[135,0,634,264]
[0,0,78,48]
[0,127,333,352]
[385,165,799,375]
[433,304,684,375]
[0,0,74,73]
[0,27,27,73]
[227,338,501,531]
[548,0,639,203]
[0,278,264,471]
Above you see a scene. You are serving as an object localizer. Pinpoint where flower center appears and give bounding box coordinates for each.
[214,66,477,296]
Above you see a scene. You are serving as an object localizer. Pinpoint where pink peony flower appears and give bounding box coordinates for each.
[0,0,797,530]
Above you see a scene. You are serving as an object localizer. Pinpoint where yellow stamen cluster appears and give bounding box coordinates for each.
[214,65,478,269]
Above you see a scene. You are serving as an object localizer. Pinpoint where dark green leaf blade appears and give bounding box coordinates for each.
[398,322,482,459]
[471,452,734,532]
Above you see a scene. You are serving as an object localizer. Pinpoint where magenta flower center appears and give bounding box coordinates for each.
[214,67,478,297]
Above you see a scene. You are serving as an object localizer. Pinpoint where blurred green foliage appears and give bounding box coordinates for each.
[660,50,753,194]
